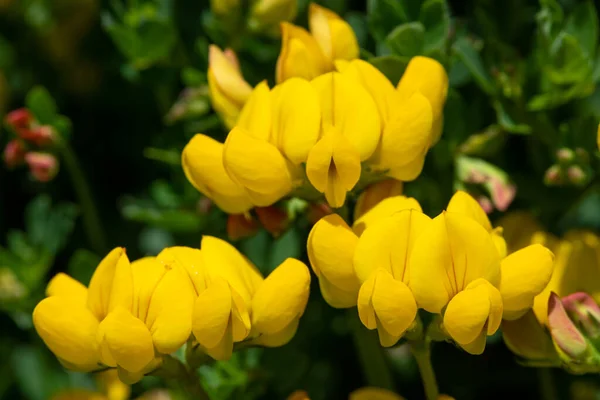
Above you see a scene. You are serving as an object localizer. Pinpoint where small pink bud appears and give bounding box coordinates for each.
[548,292,588,360]
[24,152,59,182]
[567,166,586,185]
[489,178,516,212]
[29,125,55,146]
[544,165,562,186]
[562,292,600,338]
[227,213,259,241]
[255,205,289,237]
[476,195,494,214]
[465,170,488,184]
[4,108,32,130]
[3,140,26,168]
[556,148,575,163]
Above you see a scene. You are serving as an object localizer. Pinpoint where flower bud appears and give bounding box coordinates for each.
[547,292,588,360]
[208,45,252,129]
[255,205,289,237]
[227,213,260,241]
[353,179,403,221]
[276,22,329,83]
[562,292,600,340]
[556,148,575,164]
[3,140,26,168]
[567,165,586,186]
[249,0,298,35]
[5,108,32,130]
[0,267,27,303]
[308,3,359,63]
[502,310,559,365]
[476,195,493,214]
[25,152,59,182]
[287,390,310,400]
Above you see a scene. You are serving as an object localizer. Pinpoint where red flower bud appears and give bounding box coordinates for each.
[227,213,259,241]
[255,205,289,237]
[5,108,32,130]
[3,140,26,168]
[24,152,59,182]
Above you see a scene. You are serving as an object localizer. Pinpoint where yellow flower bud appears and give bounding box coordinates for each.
[249,0,298,35]
[276,22,329,83]
[307,214,360,308]
[182,134,253,214]
[252,258,311,344]
[502,310,559,364]
[353,179,403,221]
[397,56,449,146]
[309,3,359,63]
[96,369,130,400]
[207,45,252,129]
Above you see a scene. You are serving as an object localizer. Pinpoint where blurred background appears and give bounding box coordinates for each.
[2,0,600,399]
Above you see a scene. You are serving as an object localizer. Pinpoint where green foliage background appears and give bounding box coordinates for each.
[1,0,600,399]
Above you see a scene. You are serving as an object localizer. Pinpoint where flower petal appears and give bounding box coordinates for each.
[276,22,329,83]
[46,272,87,305]
[223,126,293,206]
[446,190,492,231]
[410,212,501,313]
[270,77,321,164]
[311,72,381,160]
[353,179,403,222]
[182,134,253,214]
[502,309,558,362]
[236,81,272,142]
[97,307,155,373]
[87,248,131,320]
[191,278,232,349]
[252,258,311,334]
[309,3,359,62]
[156,246,207,295]
[352,196,422,236]
[499,244,554,320]
[33,297,100,371]
[307,214,359,308]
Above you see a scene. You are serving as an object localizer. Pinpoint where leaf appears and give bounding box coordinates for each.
[143,147,181,166]
[419,0,450,54]
[368,55,410,84]
[563,1,598,60]
[25,195,78,254]
[138,227,175,256]
[121,198,205,233]
[366,0,411,41]
[25,86,58,125]
[150,180,181,209]
[239,230,270,270]
[452,37,496,95]
[385,22,425,57]
[267,227,301,274]
[547,32,593,84]
[181,67,206,87]
[493,101,532,134]
[67,249,101,286]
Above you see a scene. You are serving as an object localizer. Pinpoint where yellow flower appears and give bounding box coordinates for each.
[276,3,358,83]
[33,248,195,378]
[307,196,420,309]
[336,58,443,181]
[158,236,310,360]
[207,45,252,129]
[353,179,403,221]
[249,0,297,35]
[306,72,381,207]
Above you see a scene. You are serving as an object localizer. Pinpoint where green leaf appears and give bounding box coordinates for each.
[419,0,450,54]
[563,1,598,60]
[150,180,181,208]
[25,195,78,254]
[67,249,101,286]
[25,86,58,125]
[181,67,206,87]
[452,37,496,95]
[385,22,425,57]
[366,0,411,41]
[121,198,205,232]
[493,101,532,134]
[547,32,593,84]
[368,55,410,84]
[239,230,270,270]
[138,227,175,255]
[143,147,181,166]
[267,227,301,273]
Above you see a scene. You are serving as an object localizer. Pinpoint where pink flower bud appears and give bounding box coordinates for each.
[255,205,289,237]
[544,165,562,186]
[556,148,575,163]
[5,108,32,130]
[24,152,59,182]
[476,195,494,214]
[3,140,26,168]
[567,166,586,185]
[29,125,55,146]
[561,292,600,339]
[489,178,516,212]
[548,292,588,360]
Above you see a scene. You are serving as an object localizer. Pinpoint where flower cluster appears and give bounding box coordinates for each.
[33,237,310,382]
[307,191,554,354]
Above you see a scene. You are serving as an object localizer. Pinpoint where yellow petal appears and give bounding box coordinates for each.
[409,212,501,313]
[499,244,554,320]
[353,196,422,236]
[357,269,417,347]
[307,214,359,307]
[96,307,154,373]
[305,129,361,208]
[276,22,329,83]
[129,257,165,323]
[354,209,431,284]
[145,265,195,354]
[182,134,253,214]
[309,3,359,62]
[46,272,87,304]
[252,258,311,334]
[33,297,100,371]
[96,369,131,400]
[397,56,449,145]
[270,77,321,163]
[87,248,131,321]
[443,279,502,354]
[200,235,264,306]
[312,72,381,160]
[502,309,558,362]
[223,126,293,206]
[370,92,432,181]
[350,387,406,400]
[335,59,396,124]
[236,81,272,142]
[446,190,492,231]
[156,246,207,295]
[252,318,299,348]
[353,179,403,222]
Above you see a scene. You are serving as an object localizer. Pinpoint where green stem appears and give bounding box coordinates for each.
[347,309,394,390]
[410,340,439,400]
[155,356,211,400]
[57,139,107,254]
[538,368,559,400]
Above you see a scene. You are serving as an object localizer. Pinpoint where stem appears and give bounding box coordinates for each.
[347,309,394,390]
[538,368,559,400]
[57,139,107,254]
[410,340,439,400]
[155,356,211,400]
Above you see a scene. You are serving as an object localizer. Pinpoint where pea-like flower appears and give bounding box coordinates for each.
[33,248,195,380]
[248,0,298,36]
[276,3,358,82]
[158,236,311,361]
